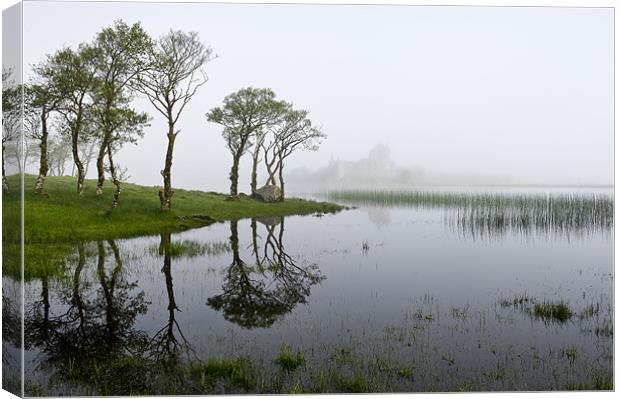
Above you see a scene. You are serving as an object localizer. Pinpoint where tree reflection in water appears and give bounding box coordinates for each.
[24,241,150,391]
[207,217,323,329]
[144,233,196,366]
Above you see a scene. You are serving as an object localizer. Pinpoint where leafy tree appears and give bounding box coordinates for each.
[2,67,21,193]
[47,133,73,176]
[95,106,148,214]
[90,20,153,197]
[206,88,287,196]
[24,82,63,193]
[36,45,98,194]
[135,30,214,211]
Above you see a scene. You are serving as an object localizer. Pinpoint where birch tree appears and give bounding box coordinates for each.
[90,20,153,196]
[25,81,63,193]
[36,45,98,194]
[206,88,287,197]
[267,108,325,199]
[2,67,21,193]
[135,30,214,211]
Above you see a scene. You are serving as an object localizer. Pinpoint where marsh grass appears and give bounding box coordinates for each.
[190,357,255,390]
[533,301,573,323]
[274,345,305,371]
[325,190,613,237]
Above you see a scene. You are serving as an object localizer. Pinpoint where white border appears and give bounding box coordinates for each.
[0,1,616,399]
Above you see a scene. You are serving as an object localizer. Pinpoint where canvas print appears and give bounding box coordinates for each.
[1,1,614,396]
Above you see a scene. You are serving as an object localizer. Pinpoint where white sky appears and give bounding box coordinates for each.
[12,1,615,190]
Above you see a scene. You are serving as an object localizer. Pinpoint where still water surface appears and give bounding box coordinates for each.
[6,188,614,394]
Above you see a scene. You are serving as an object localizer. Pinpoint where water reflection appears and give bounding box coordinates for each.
[207,219,323,329]
[325,190,614,240]
[148,233,196,365]
[14,208,612,394]
[24,241,150,389]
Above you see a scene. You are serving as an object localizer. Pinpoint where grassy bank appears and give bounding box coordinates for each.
[2,174,343,244]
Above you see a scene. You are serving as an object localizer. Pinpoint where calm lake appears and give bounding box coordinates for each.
[5,187,614,394]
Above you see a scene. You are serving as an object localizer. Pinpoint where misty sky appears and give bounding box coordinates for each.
[14,1,615,191]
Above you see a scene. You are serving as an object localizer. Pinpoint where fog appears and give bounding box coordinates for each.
[17,2,613,192]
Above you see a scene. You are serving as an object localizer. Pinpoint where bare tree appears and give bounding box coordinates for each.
[135,30,214,211]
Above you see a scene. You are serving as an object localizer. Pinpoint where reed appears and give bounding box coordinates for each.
[325,190,613,236]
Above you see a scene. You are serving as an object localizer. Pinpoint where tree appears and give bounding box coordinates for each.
[135,30,214,211]
[206,88,287,196]
[47,133,73,176]
[103,107,149,214]
[25,82,62,193]
[265,108,325,199]
[90,20,153,196]
[36,45,98,194]
[2,67,21,193]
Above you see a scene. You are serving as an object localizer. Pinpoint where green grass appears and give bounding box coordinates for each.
[190,357,255,390]
[533,301,573,323]
[2,174,343,244]
[274,344,305,371]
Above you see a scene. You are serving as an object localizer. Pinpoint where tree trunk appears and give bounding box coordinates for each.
[251,218,262,268]
[250,151,259,195]
[95,138,107,195]
[71,130,85,195]
[2,145,9,194]
[34,108,49,194]
[159,124,176,212]
[105,144,121,215]
[229,155,240,197]
[230,220,240,263]
[264,146,277,185]
[277,158,285,201]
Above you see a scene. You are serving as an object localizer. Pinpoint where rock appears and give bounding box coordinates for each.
[256,216,283,227]
[253,184,281,202]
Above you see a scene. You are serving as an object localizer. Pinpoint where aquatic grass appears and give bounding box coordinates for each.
[563,347,579,363]
[149,239,231,259]
[190,357,255,390]
[337,374,370,393]
[324,189,613,237]
[274,345,305,371]
[579,303,601,320]
[533,301,573,323]
[567,369,613,390]
[499,294,535,310]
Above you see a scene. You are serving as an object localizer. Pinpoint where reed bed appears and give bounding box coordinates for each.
[325,190,613,236]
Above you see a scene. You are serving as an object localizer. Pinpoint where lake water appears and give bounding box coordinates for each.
[4,188,614,394]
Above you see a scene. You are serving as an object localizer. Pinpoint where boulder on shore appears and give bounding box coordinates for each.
[253,185,281,202]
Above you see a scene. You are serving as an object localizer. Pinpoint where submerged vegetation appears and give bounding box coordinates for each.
[326,189,613,237]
